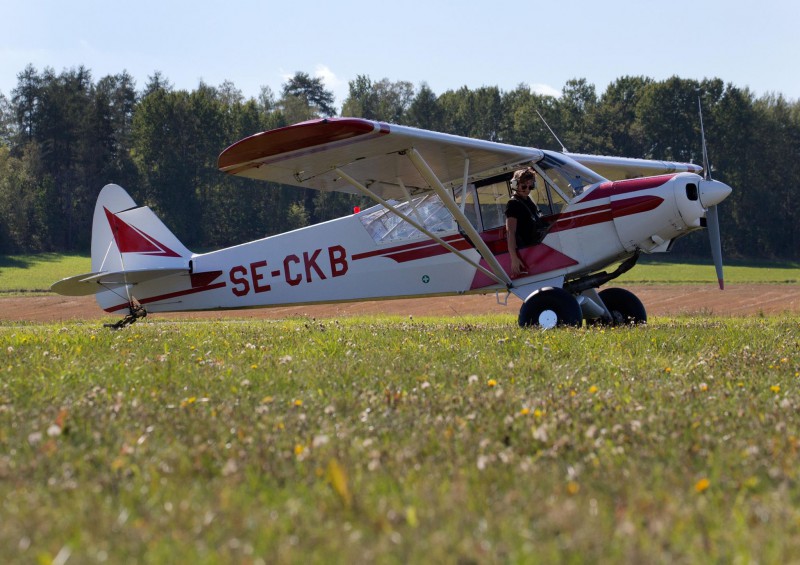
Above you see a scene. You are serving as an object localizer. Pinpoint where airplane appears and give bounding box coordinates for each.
[51,117,732,329]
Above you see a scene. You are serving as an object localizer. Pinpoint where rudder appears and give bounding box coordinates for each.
[92,184,192,273]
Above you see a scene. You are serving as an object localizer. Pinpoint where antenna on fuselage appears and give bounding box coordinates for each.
[536,109,568,153]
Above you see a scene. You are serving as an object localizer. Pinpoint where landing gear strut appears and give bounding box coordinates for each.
[104,298,147,330]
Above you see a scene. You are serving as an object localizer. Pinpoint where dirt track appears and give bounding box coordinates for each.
[1,284,798,324]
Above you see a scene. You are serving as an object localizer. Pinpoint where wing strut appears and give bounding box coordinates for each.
[406,148,513,287]
[459,158,470,214]
[333,168,509,287]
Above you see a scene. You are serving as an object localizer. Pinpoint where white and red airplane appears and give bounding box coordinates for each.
[51,117,732,328]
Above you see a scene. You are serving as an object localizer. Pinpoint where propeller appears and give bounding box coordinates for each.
[705,204,724,289]
[697,96,730,290]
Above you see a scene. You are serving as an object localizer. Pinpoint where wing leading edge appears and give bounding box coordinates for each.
[218,118,543,199]
[567,153,703,181]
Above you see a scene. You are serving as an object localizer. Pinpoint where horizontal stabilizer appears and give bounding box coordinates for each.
[50,268,189,296]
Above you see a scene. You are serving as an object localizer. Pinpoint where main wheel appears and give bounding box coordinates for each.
[595,287,647,326]
[518,287,582,328]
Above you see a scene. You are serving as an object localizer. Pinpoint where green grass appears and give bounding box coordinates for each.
[1,315,799,562]
[0,253,798,296]
[618,257,800,284]
[0,253,91,294]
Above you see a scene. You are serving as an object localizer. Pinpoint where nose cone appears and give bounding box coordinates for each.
[699,179,732,208]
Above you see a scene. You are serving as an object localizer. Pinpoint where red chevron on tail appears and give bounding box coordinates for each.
[104,207,181,257]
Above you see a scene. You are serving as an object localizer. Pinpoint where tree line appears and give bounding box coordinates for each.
[1,65,798,259]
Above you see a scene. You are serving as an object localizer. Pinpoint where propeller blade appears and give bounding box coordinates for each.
[706,204,724,290]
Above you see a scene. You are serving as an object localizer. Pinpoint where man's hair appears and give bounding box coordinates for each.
[511,167,536,190]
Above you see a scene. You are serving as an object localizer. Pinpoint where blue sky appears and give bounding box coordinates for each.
[2,0,798,108]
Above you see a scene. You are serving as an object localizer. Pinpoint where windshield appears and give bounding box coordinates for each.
[538,151,604,197]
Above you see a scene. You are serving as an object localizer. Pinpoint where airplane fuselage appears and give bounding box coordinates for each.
[96,171,714,314]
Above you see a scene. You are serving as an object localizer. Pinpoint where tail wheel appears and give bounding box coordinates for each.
[518,287,582,329]
[596,287,647,326]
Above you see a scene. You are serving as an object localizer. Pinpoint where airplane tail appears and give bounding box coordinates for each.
[51,184,192,299]
[91,184,191,273]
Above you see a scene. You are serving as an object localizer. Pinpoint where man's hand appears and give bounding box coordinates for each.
[511,255,528,277]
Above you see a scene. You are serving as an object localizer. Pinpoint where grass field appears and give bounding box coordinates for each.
[2,315,799,562]
[618,256,800,284]
[0,254,91,294]
[1,253,798,294]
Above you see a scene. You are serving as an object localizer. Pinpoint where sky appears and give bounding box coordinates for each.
[2,0,799,109]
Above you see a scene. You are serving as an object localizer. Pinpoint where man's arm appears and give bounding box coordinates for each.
[505,216,527,276]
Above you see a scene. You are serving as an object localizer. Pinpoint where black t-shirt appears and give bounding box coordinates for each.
[505,197,543,248]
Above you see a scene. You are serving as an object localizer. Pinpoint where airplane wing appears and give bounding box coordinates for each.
[567,153,703,181]
[218,118,542,199]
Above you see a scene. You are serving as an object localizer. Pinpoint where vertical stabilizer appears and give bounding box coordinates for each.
[92,184,192,274]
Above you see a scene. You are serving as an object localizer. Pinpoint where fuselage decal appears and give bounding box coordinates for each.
[105,208,181,258]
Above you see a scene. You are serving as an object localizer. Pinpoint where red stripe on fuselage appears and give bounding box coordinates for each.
[610,195,664,217]
[106,282,227,313]
[548,207,614,233]
[352,234,466,262]
[385,239,473,262]
[548,195,663,233]
[579,174,675,202]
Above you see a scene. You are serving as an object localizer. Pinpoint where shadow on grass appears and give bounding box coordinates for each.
[0,256,31,269]
[0,253,72,270]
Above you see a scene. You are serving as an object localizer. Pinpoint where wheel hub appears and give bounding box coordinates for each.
[538,310,558,329]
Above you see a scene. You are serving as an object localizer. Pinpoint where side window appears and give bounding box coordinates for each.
[529,172,552,215]
[459,185,480,229]
[530,171,567,216]
[455,180,510,232]
[358,194,456,244]
[476,181,509,230]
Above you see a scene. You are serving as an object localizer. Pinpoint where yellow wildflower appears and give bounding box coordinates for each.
[695,478,710,493]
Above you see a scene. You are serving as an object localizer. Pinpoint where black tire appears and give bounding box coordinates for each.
[595,287,647,326]
[518,287,582,328]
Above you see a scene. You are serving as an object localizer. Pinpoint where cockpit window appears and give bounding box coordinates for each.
[454,177,509,232]
[359,193,456,243]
